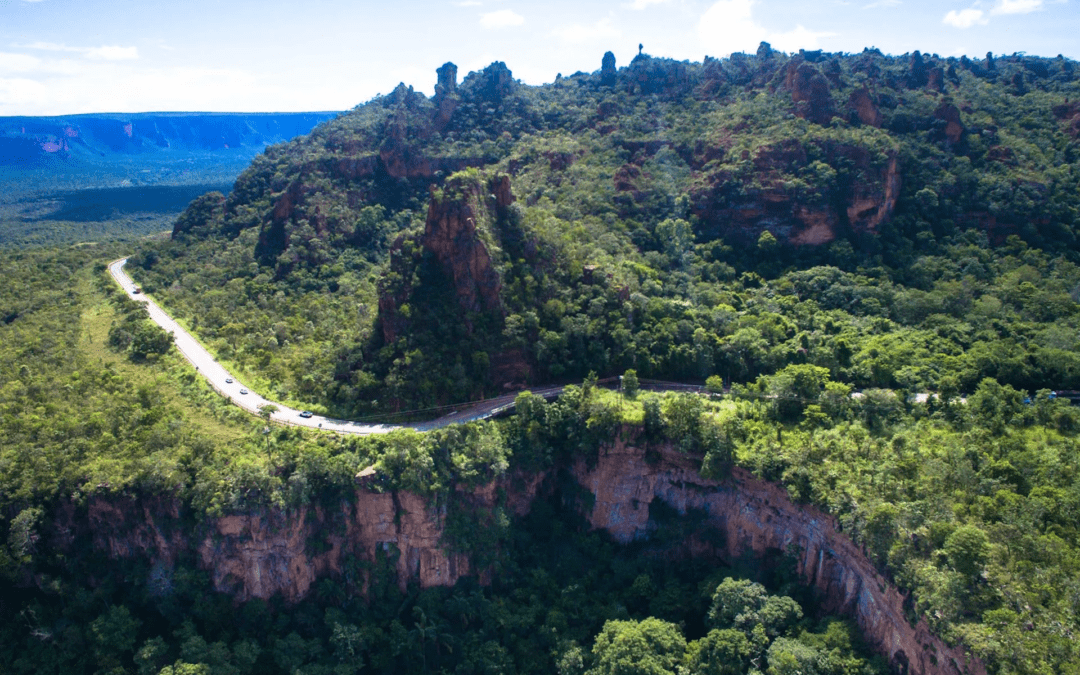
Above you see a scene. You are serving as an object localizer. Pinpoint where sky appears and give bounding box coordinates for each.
[0,0,1076,116]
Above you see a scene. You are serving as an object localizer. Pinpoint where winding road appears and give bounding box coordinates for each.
[108,258,583,434]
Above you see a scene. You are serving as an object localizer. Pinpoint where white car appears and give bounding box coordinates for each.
[239,388,248,395]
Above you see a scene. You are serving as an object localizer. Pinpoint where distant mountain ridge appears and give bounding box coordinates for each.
[0,111,340,167]
[0,111,341,245]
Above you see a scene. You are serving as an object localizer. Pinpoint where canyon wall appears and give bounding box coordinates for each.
[70,435,982,675]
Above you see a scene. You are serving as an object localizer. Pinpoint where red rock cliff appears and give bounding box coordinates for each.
[574,438,983,675]
[69,435,981,675]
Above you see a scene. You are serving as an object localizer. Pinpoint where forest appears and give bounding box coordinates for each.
[2,45,1080,675]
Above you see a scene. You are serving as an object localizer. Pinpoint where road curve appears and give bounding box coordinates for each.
[108,259,704,434]
[109,258,399,435]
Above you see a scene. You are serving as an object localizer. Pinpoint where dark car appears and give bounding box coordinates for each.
[299,411,314,418]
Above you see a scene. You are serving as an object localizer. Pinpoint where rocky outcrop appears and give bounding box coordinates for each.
[625,53,694,97]
[848,88,882,127]
[689,141,900,245]
[68,434,982,675]
[423,174,509,316]
[574,439,984,675]
[784,61,835,126]
[378,172,510,343]
[601,52,617,86]
[460,62,516,103]
[934,102,964,144]
[199,491,475,600]
[1053,101,1080,139]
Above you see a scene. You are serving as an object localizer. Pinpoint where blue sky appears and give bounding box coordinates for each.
[1,0,1076,115]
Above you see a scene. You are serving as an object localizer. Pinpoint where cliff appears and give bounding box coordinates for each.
[64,434,982,675]
[377,171,510,343]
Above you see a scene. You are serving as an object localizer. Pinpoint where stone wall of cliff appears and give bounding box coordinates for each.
[62,434,982,675]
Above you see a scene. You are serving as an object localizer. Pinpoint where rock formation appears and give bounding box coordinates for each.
[377,171,510,343]
[784,61,836,126]
[848,88,882,128]
[66,432,983,675]
[421,173,508,316]
[934,101,965,144]
[689,141,900,245]
[601,51,617,86]
[1052,100,1080,139]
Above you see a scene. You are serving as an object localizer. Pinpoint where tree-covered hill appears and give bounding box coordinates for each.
[130,47,1080,417]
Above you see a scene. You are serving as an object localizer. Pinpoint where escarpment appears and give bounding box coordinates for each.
[66,434,981,675]
[377,171,510,345]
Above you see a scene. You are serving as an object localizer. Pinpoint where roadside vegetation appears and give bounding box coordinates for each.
[2,45,1080,675]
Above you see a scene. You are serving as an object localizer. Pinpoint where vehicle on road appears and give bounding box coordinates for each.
[239,388,248,395]
[132,287,141,294]
[299,411,313,418]
[225,378,233,383]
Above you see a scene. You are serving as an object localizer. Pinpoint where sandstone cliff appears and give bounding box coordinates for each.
[378,171,510,344]
[66,434,982,675]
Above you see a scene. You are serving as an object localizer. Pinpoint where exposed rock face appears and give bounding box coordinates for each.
[422,174,508,317]
[907,51,930,89]
[601,52,617,86]
[574,439,985,675]
[461,61,516,103]
[848,88,882,127]
[1053,101,1080,139]
[378,172,510,343]
[934,102,964,144]
[626,53,693,97]
[200,491,474,600]
[436,62,458,98]
[68,436,983,675]
[784,61,835,126]
[689,141,900,245]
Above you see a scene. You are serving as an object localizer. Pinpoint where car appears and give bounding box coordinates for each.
[239,388,248,395]
[225,378,233,383]
[299,411,314,419]
[132,287,141,294]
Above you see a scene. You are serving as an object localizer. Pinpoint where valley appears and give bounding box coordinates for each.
[2,45,1080,675]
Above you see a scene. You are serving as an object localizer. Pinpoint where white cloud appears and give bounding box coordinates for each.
[697,0,834,57]
[16,42,138,60]
[18,41,83,52]
[991,0,1042,14]
[85,45,139,60]
[553,17,621,44]
[863,0,901,8]
[0,52,42,72]
[627,0,671,9]
[480,9,524,28]
[943,8,987,28]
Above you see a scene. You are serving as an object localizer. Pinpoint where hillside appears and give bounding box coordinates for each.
[131,47,1080,417]
[3,46,1080,675]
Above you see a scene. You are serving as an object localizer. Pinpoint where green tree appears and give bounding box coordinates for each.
[767,364,832,422]
[944,525,991,580]
[588,618,687,675]
[622,369,640,399]
[91,605,142,669]
[766,638,820,675]
[686,629,752,675]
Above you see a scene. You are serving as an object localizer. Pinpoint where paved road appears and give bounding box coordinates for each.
[110,258,399,435]
[109,259,710,434]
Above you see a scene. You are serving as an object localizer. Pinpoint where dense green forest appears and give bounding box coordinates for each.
[3,46,1080,675]
[129,47,1080,419]
[3,245,1080,674]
